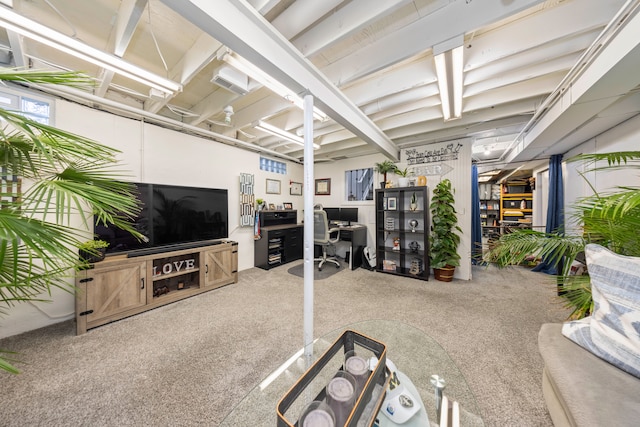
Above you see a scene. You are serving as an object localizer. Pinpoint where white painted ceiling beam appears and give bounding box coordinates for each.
[321,0,546,86]
[465,54,578,98]
[6,30,26,67]
[343,55,436,107]
[464,0,621,72]
[464,31,597,86]
[507,6,640,163]
[160,0,399,160]
[463,73,562,113]
[247,0,282,16]
[146,33,222,116]
[96,0,147,97]
[271,0,342,40]
[388,100,538,143]
[292,0,412,58]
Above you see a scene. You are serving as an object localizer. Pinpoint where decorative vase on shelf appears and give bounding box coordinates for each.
[410,192,418,211]
[409,219,419,232]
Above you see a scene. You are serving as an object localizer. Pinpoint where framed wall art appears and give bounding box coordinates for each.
[315,178,331,195]
[290,181,302,196]
[266,178,281,194]
[388,197,397,210]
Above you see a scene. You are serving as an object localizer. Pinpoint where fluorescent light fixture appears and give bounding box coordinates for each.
[433,36,464,121]
[219,49,328,122]
[0,6,182,94]
[253,120,319,150]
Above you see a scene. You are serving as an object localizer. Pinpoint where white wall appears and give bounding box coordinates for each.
[314,153,382,246]
[318,140,473,281]
[0,99,304,338]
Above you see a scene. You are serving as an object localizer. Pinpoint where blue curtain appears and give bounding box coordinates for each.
[471,164,483,264]
[532,154,564,275]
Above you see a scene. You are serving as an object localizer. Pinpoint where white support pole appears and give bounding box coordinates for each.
[303,94,315,360]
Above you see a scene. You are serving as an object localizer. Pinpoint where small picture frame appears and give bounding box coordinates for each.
[268,203,276,210]
[388,197,397,210]
[315,178,331,195]
[266,178,281,194]
[290,181,302,196]
[283,202,293,210]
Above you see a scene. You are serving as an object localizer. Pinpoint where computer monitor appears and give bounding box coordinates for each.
[340,207,358,225]
[323,207,341,223]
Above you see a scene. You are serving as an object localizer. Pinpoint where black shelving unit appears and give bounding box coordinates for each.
[375,187,429,280]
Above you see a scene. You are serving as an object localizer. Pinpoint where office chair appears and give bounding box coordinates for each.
[314,210,341,271]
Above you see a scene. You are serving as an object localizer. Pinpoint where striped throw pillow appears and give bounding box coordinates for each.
[562,244,640,379]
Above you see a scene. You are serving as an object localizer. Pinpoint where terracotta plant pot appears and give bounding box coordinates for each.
[434,265,455,282]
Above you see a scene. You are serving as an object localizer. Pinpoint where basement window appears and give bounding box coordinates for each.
[345,168,374,201]
[260,156,287,175]
[0,89,52,125]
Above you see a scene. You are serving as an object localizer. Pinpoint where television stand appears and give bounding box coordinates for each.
[75,241,238,334]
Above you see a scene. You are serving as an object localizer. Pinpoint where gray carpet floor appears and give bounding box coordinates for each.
[0,262,570,426]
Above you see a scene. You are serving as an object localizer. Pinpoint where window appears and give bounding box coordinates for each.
[0,89,52,125]
[21,96,51,124]
[260,156,287,174]
[345,168,373,201]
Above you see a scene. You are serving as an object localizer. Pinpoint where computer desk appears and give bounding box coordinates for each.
[333,224,367,270]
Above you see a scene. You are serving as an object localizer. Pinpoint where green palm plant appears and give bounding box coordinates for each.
[485,151,640,319]
[374,160,398,187]
[0,68,142,373]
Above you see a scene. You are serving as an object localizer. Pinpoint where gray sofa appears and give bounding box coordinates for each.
[538,323,640,426]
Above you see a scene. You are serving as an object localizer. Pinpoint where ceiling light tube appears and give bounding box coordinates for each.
[220,50,328,122]
[434,53,451,121]
[451,45,464,118]
[433,35,464,121]
[0,6,182,94]
[253,120,319,149]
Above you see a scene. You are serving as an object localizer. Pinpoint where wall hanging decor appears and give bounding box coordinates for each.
[290,181,302,195]
[239,173,255,227]
[266,178,281,194]
[315,178,331,195]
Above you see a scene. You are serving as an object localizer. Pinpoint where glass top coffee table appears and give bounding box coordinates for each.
[220,320,484,426]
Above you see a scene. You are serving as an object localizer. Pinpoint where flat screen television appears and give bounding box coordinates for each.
[95,183,228,256]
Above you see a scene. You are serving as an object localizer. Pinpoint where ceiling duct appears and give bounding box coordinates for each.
[211,65,249,95]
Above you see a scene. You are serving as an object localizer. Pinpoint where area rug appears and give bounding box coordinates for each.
[287,260,344,280]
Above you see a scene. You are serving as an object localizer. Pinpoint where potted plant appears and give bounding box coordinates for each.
[374,160,398,189]
[78,239,109,263]
[395,167,410,187]
[0,68,143,373]
[256,198,265,211]
[485,151,640,319]
[430,179,461,281]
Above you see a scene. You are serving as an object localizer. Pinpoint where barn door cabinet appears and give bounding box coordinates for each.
[76,241,238,334]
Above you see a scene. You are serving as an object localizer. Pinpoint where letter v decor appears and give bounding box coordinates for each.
[240,173,255,227]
